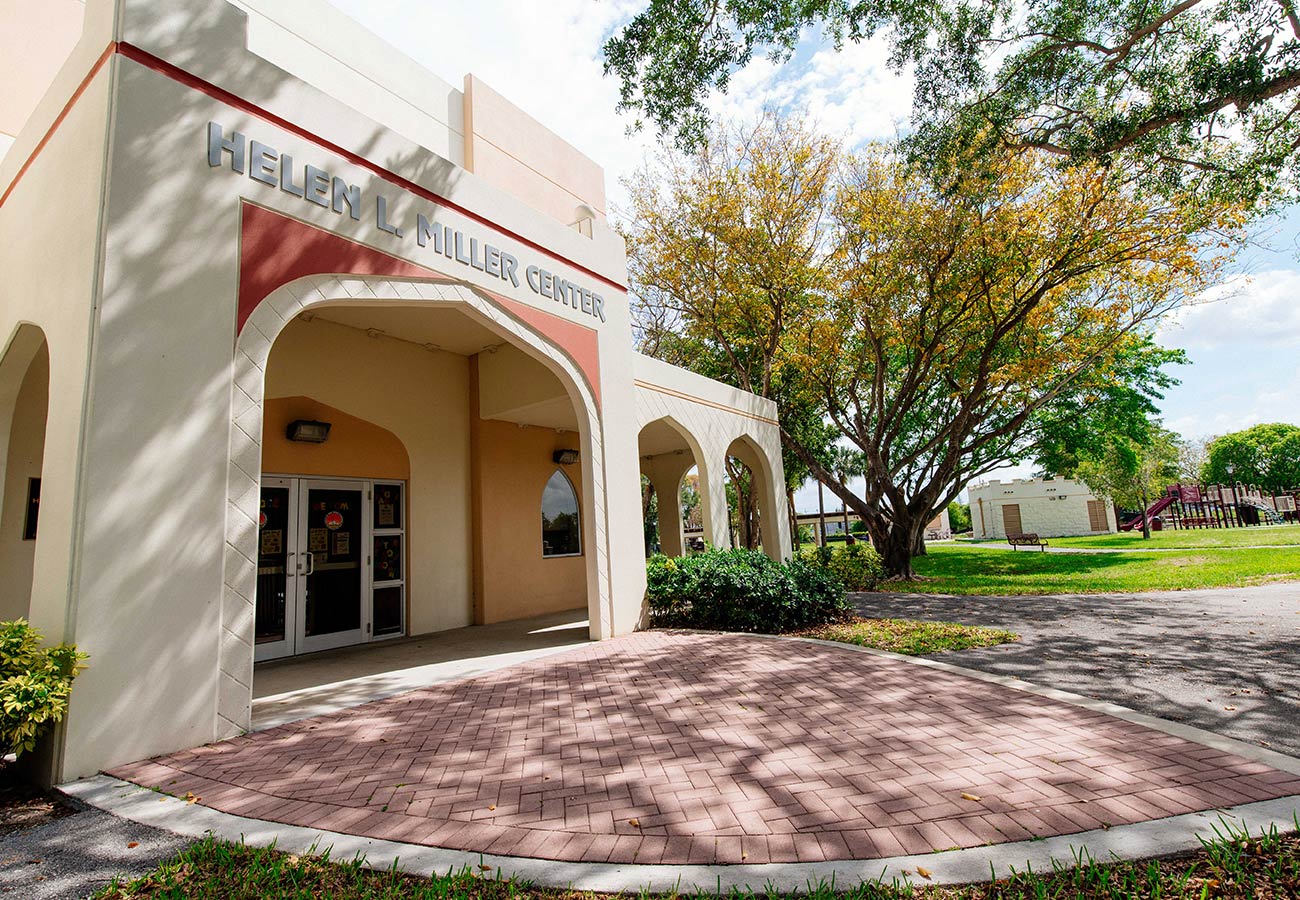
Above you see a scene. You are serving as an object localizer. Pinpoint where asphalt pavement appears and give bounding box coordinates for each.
[853,582,1300,757]
[0,799,190,898]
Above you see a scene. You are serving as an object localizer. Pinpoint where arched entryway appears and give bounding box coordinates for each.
[724,433,785,562]
[0,324,50,622]
[219,275,606,738]
[638,416,716,555]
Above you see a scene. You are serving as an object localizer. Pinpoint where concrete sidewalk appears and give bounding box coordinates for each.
[959,539,1300,553]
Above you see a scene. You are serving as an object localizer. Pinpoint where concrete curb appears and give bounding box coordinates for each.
[60,634,1300,893]
[58,776,1300,893]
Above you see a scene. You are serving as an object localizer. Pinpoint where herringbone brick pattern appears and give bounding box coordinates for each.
[110,633,1300,864]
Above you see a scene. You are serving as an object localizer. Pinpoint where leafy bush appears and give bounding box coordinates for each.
[0,620,86,757]
[646,548,852,633]
[800,542,885,591]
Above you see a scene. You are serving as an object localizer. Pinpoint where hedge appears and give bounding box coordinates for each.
[646,548,852,633]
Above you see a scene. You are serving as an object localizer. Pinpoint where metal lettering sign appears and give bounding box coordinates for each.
[207,122,607,323]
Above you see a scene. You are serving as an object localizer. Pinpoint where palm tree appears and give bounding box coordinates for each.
[829,445,866,542]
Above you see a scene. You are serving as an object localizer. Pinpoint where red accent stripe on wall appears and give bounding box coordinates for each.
[239,204,600,406]
[3,41,606,405]
[238,203,440,331]
[117,41,626,295]
[0,42,117,209]
[488,293,601,408]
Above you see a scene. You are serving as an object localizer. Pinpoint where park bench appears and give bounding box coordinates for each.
[1007,532,1049,551]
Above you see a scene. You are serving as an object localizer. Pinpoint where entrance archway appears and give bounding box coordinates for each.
[725,433,784,561]
[0,324,50,621]
[638,416,713,555]
[219,275,606,739]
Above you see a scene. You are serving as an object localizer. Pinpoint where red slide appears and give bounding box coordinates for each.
[1121,495,1175,531]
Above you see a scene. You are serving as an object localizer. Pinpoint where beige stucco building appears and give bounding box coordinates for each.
[969,477,1116,540]
[0,0,791,783]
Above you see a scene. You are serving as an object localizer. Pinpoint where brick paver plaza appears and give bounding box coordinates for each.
[111,633,1300,864]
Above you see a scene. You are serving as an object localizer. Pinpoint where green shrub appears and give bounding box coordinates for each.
[0,620,86,757]
[800,542,885,591]
[646,548,851,633]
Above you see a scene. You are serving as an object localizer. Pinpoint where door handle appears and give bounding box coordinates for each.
[286,551,296,576]
[304,551,315,576]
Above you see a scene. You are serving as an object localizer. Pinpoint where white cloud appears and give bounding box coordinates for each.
[1164,363,1300,438]
[1159,270,1300,350]
[706,33,915,147]
[330,2,916,216]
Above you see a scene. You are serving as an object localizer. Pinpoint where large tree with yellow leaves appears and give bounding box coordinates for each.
[624,116,1243,576]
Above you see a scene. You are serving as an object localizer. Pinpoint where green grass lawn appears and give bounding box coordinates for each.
[1031,522,1300,550]
[798,618,1018,654]
[97,822,1300,898]
[895,543,1300,595]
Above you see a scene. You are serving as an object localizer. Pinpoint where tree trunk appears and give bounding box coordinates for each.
[912,531,927,557]
[1141,486,1151,540]
[865,514,921,579]
[787,489,799,552]
[877,526,915,579]
[817,481,827,547]
[725,457,760,549]
[641,480,657,555]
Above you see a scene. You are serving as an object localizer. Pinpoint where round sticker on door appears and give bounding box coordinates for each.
[325,511,344,531]
[258,511,267,529]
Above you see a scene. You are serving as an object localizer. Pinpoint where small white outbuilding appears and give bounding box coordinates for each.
[968,477,1116,539]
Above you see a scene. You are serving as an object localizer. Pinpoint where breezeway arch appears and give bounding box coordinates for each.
[633,355,790,561]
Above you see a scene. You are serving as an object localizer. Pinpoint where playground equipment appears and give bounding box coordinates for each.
[1120,483,1298,530]
[1119,495,1175,532]
[1240,496,1286,526]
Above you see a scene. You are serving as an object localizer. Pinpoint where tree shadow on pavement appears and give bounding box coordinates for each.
[852,585,1300,757]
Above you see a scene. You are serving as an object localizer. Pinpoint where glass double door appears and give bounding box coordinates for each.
[255,477,374,661]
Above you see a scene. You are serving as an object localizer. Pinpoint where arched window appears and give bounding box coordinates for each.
[541,469,581,557]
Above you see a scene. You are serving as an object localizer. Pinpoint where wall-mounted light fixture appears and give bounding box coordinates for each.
[552,449,580,465]
[287,419,332,443]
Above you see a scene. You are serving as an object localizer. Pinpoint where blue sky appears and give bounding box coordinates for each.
[333,1,1300,512]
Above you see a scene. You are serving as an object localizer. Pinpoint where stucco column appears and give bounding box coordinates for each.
[700,458,731,550]
[640,452,694,557]
[652,474,685,556]
[759,468,790,559]
[757,457,791,562]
